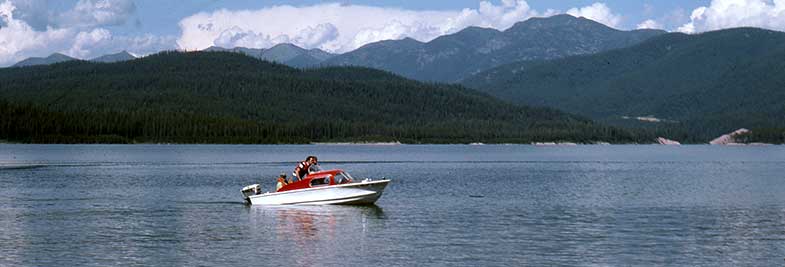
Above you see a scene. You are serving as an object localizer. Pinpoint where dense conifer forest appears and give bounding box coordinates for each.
[463,28,785,144]
[0,51,646,144]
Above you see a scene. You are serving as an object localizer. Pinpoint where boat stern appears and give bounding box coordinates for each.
[241,184,262,203]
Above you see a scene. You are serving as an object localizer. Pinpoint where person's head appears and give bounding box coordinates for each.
[307,155,318,164]
[279,173,286,178]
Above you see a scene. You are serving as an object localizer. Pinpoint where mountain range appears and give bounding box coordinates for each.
[462,27,785,141]
[322,14,665,82]
[10,43,333,69]
[91,51,136,63]
[9,15,661,79]
[204,43,335,68]
[11,53,78,67]
[11,51,137,67]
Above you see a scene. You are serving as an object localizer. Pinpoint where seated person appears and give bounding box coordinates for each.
[275,174,287,191]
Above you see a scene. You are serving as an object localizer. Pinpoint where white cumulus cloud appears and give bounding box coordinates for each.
[293,23,339,49]
[0,0,174,66]
[5,0,50,30]
[56,0,137,28]
[177,1,611,53]
[178,3,458,53]
[636,19,663,29]
[68,28,112,58]
[566,3,622,28]
[213,26,279,49]
[0,1,73,64]
[66,28,175,59]
[678,0,785,33]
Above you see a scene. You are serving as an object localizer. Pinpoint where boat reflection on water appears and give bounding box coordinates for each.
[246,204,385,263]
[253,205,385,236]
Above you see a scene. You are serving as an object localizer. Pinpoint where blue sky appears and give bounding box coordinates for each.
[1,0,784,66]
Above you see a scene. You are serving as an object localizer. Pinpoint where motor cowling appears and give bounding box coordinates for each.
[241,184,261,202]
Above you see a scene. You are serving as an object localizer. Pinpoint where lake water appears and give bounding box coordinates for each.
[1,144,784,266]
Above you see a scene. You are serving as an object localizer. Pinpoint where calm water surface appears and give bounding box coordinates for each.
[1,144,784,266]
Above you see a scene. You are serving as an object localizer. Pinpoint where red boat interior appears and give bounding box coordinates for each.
[278,169,354,192]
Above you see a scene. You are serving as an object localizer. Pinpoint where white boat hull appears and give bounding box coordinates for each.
[248,180,390,205]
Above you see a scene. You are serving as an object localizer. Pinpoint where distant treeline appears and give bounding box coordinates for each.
[607,118,785,144]
[736,128,785,144]
[0,99,645,144]
[0,51,648,144]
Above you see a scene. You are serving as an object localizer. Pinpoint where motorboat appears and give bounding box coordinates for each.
[242,169,390,205]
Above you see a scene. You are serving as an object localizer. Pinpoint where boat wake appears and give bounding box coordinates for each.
[0,164,48,170]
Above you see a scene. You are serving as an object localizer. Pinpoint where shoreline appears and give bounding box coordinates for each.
[0,142,780,146]
[310,141,403,145]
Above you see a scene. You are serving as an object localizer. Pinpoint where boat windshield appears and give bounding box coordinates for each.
[335,172,353,184]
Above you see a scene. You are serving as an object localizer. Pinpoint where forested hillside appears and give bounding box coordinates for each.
[0,51,644,144]
[463,27,785,143]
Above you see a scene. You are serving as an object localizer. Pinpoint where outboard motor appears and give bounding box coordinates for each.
[241,184,261,203]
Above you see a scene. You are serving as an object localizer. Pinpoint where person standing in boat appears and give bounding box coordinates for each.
[292,156,319,181]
